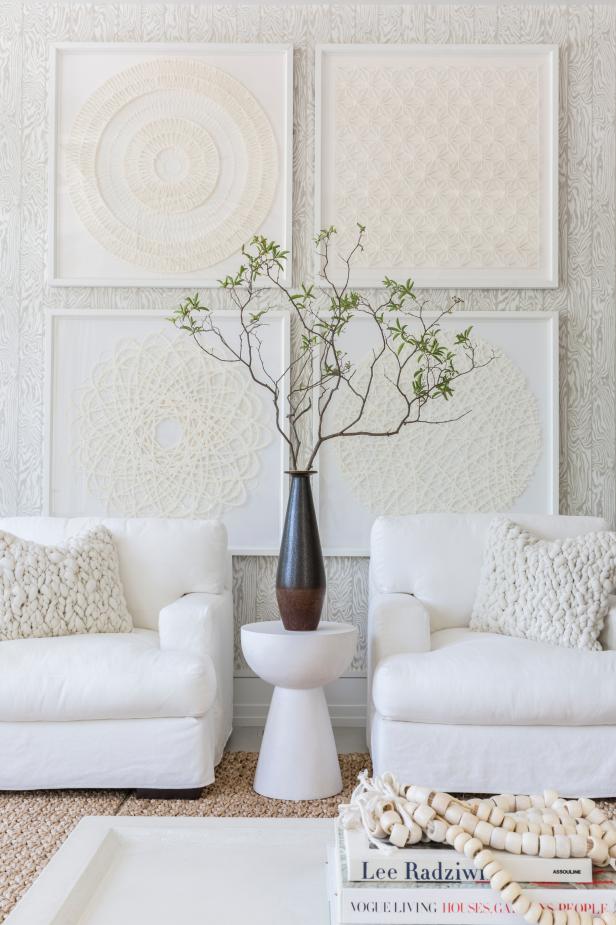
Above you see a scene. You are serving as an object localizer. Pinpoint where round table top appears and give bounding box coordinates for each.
[241,620,356,639]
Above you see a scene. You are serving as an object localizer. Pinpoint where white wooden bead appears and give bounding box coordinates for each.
[502,882,522,904]
[445,804,463,825]
[490,869,512,892]
[464,837,483,859]
[602,831,616,848]
[564,824,577,836]
[513,896,531,916]
[522,832,540,856]
[552,799,568,813]
[407,821,423,845]
[554,835,571,859]
[407,785,431,803]
[578,912,593,925]
[530,794,546,808]
[454,832,472,853]
[553,824,566,836]
[427,819,447,843]
[543,811,560,825]
[446,825,463,847]
[544,789,559,807]
[490,807,505,827]
[413,804,436,827]
[380,810,402,834]
[475,821,494,845]
[580,798,596,818]
[460,812,479,835]
[589,836,609,865]
[483,860,502,879]
[525,901,544,924]
[528,822,542,835]
[516,795,532,811]
[389,823,410,847]
[566,800,582,818]
[516,820,530,835]
[576,822,590,837]
[505,831,523,854]
[601,913,616,925]
[539,835,556,858]
[475,849,494,869]
[475,802,493,822]
[540,823,554,836]
[587,808,607,825]
[540,910,554,925]
[502,816,516,832]
[590,824,604,840]
[570,835,589,858]
[553,912,568,925]
[494,794,516,812]
[565,911,580,925]
[490,828,507,851]
[431,792,451,816]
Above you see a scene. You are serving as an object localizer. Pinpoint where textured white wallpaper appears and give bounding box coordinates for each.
[1,3,615,679]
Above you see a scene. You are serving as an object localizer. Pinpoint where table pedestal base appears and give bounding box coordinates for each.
[254,686,342,801]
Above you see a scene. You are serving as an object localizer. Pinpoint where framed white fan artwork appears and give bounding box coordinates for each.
[314,311,559,555]
[315,44,558,288]
[44,310,290,554]
[48,43,293,286]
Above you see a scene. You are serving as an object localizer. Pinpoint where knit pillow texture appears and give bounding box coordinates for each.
[0,526,133,641]
[470,518,616,651]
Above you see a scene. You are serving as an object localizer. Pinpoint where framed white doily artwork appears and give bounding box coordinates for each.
[44,310,290,554]
[49,43,293,287]
[314,311,559,555]
[315,44,558,289]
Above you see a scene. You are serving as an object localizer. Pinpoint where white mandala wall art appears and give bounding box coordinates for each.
[50,44,293,286]
[74,334,270,518]
[315,312,558,554]
[316,45,558,288]
[45,310,291,553]
[333,336,541,516]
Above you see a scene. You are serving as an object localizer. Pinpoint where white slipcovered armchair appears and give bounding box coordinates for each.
[368,513,616,797]
[0,517,233,795]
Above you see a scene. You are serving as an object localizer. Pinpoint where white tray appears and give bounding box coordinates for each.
[5,816,335,924]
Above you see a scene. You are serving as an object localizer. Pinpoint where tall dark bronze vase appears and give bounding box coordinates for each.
[276,471,326,631]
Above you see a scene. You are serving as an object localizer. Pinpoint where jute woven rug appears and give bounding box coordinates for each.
[0,751,371,922]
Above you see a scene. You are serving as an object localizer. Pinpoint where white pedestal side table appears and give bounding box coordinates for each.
[241,620,358,801]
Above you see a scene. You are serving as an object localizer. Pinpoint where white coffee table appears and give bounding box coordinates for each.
[5,817,335,925]
[241,621,358,800]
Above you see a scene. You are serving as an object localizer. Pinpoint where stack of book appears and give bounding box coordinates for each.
[327,820,616,924]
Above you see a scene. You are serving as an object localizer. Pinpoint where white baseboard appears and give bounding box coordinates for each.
[233,676,367,728]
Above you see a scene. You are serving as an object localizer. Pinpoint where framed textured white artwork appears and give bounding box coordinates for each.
[314,311,558,555]
[48,43,292,287]
[315,45,558,289]
[44,310,290,554]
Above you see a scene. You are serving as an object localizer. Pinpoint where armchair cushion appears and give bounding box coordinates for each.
[372,627,616,726]
[470,518,616,651]
[0,629,216,722]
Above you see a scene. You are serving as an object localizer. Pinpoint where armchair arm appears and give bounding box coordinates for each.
[600,595,616,651]
[159,590,234,757]
[366,592,431,746]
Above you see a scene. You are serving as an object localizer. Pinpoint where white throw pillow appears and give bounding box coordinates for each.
[470,518,616,651]
[0,526,133,641]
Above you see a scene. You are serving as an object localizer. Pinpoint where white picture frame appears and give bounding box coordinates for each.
[315,44,559,289]
[49,43,293,288]
[44,309,290,555]
[313,311,559,556]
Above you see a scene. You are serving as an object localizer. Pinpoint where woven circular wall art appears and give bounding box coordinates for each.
[66,58,277,271]
[334,335,542,513]
[74,334,271,517]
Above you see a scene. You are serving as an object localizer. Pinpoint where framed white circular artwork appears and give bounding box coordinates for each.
[49,43,293,287]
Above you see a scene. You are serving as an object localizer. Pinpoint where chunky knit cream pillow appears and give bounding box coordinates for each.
[0,526,132,641]
[470,518,616,651]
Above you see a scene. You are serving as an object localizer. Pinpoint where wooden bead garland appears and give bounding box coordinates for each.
[340,773,616,925]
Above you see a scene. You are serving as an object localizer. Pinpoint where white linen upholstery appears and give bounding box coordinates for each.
[0,516,232,790]
[373,627,616,726]
[0,629,216,722]
[0,517,228,630]
[370,513,608,631]
[368,513,616,795]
